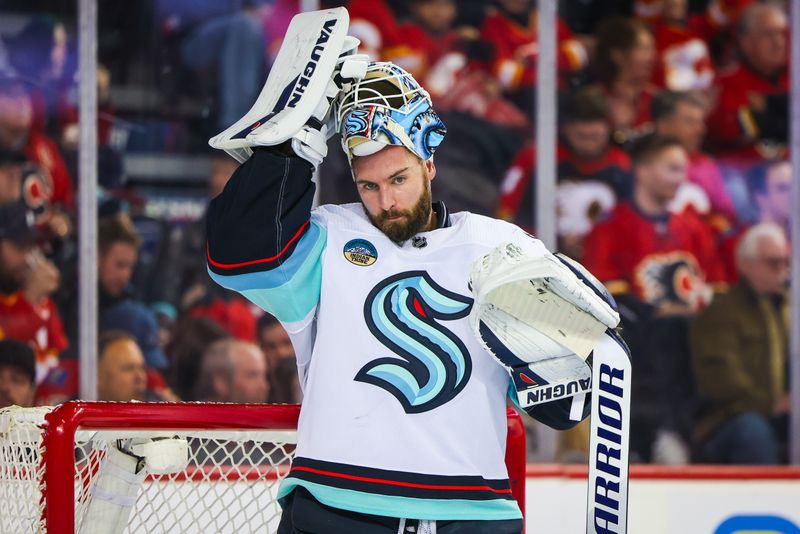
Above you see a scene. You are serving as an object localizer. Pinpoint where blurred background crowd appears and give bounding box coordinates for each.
[0,0,793,466]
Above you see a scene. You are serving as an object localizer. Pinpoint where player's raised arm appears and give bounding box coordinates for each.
[205,9,367,322]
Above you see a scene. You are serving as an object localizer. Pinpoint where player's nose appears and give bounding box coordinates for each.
[379,187,395,211]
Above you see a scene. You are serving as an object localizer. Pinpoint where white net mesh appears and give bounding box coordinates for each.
[0,405,297,534]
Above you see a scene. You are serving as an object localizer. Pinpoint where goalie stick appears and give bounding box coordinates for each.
[586,330,631,534]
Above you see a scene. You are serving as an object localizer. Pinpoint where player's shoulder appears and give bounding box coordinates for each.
[453,210,545,249]
[312,202,369,225]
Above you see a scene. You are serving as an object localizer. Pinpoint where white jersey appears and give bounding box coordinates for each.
[212,202,548,520]
[287,203,546,520]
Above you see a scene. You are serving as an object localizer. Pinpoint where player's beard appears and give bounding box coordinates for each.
[364,181,433,243]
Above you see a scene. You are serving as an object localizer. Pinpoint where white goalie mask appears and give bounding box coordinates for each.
[335,62,447,166]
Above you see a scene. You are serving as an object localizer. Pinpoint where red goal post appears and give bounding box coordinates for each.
[0,402,526,533]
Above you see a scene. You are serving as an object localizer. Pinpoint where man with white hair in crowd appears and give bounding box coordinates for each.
[690,222,790,464]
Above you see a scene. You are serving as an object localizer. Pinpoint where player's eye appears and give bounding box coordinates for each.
[392,176,406,185]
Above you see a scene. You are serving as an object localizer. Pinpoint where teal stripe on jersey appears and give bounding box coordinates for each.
[277,478,523,521]
[207,222,327,323]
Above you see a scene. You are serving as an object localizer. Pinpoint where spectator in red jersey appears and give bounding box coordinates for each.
[0,76,74,213]
[583,134,724,324]
[396,0,466,92]
[0,201,66,384]
[480,0,587,112]
[0,144,71,245]
[690,223,789,464]
[395,0,529,128]
[346,0,409,65]
[497,88,631,258]
[707,2,788,162]
[652,90,736,225]
[582,134,726,463]
[394,0,459,82]
[698,0,756,69]
[593,17,658,146]
[650,0,715,91]
[0,339,36,408]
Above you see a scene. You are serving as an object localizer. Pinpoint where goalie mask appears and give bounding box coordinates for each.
[335,62,446,167]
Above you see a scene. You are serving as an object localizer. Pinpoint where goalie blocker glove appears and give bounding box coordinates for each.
[208,7,369,169]
[469,243,621,410]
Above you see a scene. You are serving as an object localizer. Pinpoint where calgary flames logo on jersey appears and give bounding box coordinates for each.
[635,251,712,310]
[357,271,473,413]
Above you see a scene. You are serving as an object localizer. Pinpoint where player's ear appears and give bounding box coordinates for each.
[424,158,436,183]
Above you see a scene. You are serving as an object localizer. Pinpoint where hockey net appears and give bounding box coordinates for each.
[0,402,526,534]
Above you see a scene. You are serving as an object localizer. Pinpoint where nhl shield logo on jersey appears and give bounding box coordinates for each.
[343,238,378,266]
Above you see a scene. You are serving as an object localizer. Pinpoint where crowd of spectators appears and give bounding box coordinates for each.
[0,0,793,466]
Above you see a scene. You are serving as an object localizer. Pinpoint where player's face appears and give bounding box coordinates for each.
[353,146,437,242]
[98,242,137,297]
[97,338,147,402]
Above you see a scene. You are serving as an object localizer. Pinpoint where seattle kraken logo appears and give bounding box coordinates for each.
[356,271,473,413]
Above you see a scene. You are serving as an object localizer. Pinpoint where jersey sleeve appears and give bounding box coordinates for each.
[206,148,327,324]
